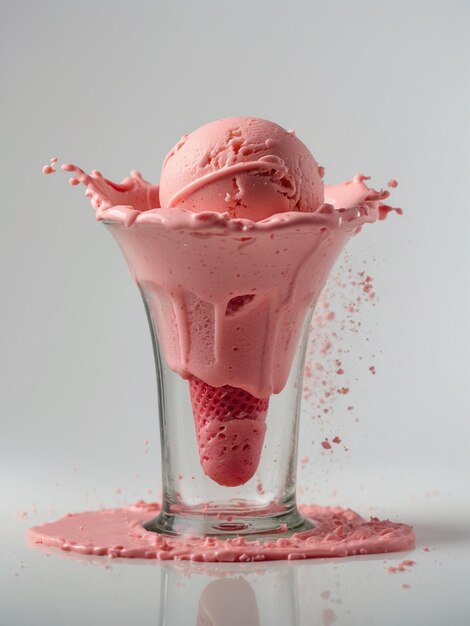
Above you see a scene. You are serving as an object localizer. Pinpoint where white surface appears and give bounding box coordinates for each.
[2,497,469,626]
[1,0,469,624]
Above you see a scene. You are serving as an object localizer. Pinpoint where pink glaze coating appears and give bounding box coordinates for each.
[28,501,415,562]
[159,117,324,220]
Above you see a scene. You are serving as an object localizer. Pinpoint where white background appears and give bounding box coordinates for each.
[1,1,469,624]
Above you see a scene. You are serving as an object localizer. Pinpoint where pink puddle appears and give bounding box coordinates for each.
[29,501,414,563]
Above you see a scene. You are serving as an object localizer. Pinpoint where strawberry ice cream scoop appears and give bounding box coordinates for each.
[159,116,324,221]
[159,117,324,487]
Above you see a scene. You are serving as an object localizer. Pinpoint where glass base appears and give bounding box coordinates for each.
[143,498,314,540]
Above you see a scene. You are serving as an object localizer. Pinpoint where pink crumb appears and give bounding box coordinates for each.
[256,481,265,495]
[369,365,376,375]
[387,559,415,574]
[378,205,403,220]
[422,546,430,552]
[332,436,341,445]
[388,179,398,188]
[402,583,411,589]
[321,590,331,600]
[320,341,332,354]
[321,439,332,450]
[337,387,349,395]
[322,608,337,625]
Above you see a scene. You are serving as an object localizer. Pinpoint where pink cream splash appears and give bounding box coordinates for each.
[43,161,402,224]
[29,500,414,562]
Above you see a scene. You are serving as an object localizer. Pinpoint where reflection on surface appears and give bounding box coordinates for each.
[30,536,419,625]
[196,578,260,626]
[159,562,299,626]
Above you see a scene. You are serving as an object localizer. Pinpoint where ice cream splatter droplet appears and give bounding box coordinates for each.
[42,157,58,175]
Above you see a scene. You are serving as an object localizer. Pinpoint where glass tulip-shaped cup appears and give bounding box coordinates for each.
[103,182,381,540]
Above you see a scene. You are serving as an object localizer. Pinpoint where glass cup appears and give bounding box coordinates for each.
[106,213,352,539]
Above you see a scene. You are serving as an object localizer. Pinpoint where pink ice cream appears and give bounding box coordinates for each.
[157,117,325,486]
[38,121,407,561]
[44,120,399,489]
[159,117,324,220]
